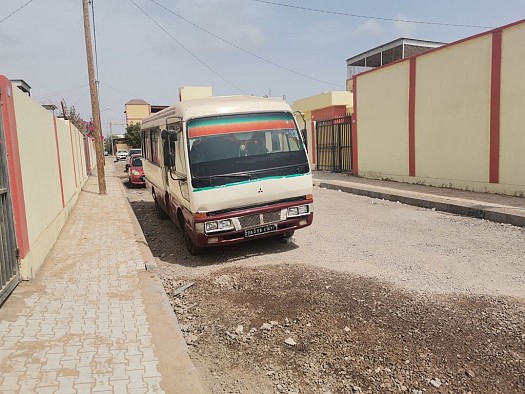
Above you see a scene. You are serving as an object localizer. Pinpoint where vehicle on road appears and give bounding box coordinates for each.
[125,148,142,170]
[116,150,128,161]
[141,96,313,254]
[128,154,145,186]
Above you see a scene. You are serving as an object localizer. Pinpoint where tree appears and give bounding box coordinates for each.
[67,106,87,133]
[124,123,141,148]
[104,137,112,154]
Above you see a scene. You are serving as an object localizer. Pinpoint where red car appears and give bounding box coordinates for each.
[128,154,145,186]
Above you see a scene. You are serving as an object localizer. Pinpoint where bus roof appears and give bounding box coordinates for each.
[141,96,292,129]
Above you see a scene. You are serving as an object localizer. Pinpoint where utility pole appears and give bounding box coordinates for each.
[82,0,106,194]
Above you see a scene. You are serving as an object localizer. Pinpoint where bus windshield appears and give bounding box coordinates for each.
[187,112,309,188]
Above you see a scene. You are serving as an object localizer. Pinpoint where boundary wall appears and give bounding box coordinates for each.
[352,19,525,197]
[0,76,95,279]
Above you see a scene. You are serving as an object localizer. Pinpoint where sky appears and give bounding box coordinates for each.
[1,0,524,136]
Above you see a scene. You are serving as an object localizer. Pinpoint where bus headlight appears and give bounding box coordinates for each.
[287,205,310,218]
[205,219,234,233]
[205,222,219,232]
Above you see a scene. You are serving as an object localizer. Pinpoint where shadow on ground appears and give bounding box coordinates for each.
[129,200,299,268]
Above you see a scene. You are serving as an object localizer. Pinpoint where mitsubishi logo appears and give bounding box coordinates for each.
[258,188,263,193]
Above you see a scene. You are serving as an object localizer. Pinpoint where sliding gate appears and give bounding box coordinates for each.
[316,115,353,173]
[0,99,19,305]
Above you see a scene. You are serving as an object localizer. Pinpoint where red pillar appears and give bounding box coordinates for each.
[0,76,30,259]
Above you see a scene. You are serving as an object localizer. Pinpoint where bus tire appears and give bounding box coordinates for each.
[178,211,202,255]
[276,230,295,242]
[184,228,202,256]
[153,192,168,220]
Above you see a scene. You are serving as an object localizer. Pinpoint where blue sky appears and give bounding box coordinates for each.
[0,0,524,135]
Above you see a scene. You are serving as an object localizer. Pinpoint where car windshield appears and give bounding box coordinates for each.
[129,149,141,155]
[187,112,308,188]
[131,157,142,166]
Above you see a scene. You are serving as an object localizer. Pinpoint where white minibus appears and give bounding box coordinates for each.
[141,96,313,254]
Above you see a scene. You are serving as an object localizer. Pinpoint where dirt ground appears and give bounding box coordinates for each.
[120,166,525,394]
[159,265,525,394]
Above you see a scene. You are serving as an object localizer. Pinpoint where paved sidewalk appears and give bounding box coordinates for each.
[0,161,207,393]
[313,171,525,227]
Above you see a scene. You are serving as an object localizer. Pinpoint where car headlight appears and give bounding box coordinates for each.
[287,205,309,218]
[205,219,234,233]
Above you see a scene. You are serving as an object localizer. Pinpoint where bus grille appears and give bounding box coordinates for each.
[239,211,281,229]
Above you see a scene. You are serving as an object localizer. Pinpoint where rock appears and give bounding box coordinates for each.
[235,325,244,335]
[185,334,198,345]
[428,378,442,388]
[270,320,279,326]
[466,370,475,378]
[180,324,190,332]
[344,326,351,332]
[284,338,297,346]
[352,386,362,392]
[261,323,272,331]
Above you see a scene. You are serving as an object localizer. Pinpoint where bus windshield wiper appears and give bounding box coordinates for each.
[194,173,253,180]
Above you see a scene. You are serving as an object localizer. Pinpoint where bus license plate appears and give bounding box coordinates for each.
[245,224,278,237]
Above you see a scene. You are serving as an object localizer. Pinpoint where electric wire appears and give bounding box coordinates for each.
[0,0,36,25]
[73,89,90,106]
[33,84,90,100]
[251,0,494,29]
[148,0,342,88]
[98,81,142,99]
[129,0,246,94]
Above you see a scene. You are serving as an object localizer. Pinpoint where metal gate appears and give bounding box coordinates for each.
[316,115,352,173]
[0,98,20,305]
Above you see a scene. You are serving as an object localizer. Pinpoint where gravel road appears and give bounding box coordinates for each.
[118,161,525,393]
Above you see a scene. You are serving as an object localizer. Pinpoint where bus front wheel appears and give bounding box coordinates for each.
[178,213,202,256]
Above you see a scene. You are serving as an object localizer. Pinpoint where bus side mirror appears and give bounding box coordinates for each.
[162,129,177,168]
[163,141,175,168]
[161,129,178,141]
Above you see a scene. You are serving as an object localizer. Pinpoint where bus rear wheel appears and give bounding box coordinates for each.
[153,192,168,220]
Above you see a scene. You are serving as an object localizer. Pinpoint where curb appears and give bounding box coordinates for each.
[118,179,209,393]
[316,180,525,228]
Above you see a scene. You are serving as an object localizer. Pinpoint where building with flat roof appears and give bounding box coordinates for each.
[346,38,445,90]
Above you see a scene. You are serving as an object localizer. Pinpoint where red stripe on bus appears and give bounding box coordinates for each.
[188,120,295,138]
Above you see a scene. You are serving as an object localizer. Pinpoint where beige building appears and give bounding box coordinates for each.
[292,91,353,168]
[124,87,213,126]
[124,99,167,126]
[179,86,212,102]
